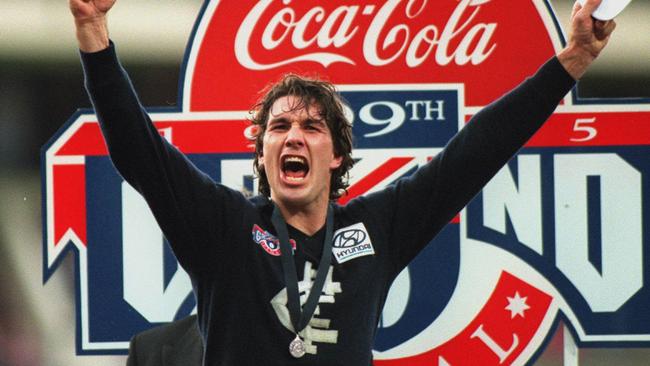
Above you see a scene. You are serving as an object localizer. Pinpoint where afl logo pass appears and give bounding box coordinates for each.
[332,223,375,264]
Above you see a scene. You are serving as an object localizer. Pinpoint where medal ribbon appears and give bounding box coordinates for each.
[272,204,334,334]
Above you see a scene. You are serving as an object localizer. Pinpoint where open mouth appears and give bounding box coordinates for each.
[282,155,309,182]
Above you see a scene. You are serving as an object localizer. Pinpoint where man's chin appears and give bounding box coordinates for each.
[273,188,309,205]
[277,194,311,208]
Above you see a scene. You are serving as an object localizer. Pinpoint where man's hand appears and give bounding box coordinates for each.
[558,0,616,80]
[69,0,117,53]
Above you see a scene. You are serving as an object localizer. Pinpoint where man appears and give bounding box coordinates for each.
[69,0,615,364]
[126,315,202,366]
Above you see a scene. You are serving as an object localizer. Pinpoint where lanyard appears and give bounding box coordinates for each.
[271,204,334,358]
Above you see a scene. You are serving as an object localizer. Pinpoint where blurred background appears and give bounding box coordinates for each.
[0,1,648,365]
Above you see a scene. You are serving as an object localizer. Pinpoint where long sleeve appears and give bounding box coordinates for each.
[356,56,576,270]
[81,42,247,272]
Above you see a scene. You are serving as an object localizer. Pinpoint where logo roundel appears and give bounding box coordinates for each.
[252,224,296,256]
[43,0,650,363]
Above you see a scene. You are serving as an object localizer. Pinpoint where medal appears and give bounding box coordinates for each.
[272,204,335,359]
[289,335,306,358]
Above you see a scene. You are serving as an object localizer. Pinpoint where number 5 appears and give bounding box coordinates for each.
[570,117,597,142]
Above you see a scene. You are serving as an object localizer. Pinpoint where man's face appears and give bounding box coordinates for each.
[259,95,342,210]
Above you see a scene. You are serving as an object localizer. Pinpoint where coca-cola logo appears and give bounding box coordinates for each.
[235,0,497,70]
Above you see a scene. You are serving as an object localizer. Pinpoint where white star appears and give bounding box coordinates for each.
[505,291,530,319]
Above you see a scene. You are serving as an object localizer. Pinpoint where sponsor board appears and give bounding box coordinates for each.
[43,0,650,363]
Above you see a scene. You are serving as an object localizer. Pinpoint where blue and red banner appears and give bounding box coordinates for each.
[43,0,650,363]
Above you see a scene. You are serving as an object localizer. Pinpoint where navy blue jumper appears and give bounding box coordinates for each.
[81,43,575,366]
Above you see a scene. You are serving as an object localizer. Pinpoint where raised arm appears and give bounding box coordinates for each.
[374,0,618,269]
[558,0,616,80]
[69,0,115,52]
[68,0,246,272]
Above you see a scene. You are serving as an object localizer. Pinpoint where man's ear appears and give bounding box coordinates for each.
[330,155,343,170]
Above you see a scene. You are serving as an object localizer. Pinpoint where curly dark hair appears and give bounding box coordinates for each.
[249,74,354,200]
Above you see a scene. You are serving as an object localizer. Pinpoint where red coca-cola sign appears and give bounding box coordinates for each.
[185,0,557,110]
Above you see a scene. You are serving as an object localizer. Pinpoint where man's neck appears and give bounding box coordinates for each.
[273,199,329,236]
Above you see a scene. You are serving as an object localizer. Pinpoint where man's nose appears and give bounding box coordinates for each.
[285,124,305,148]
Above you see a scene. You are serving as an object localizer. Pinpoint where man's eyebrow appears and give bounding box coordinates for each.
[305,118,327,125]
[267,116,289,125]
